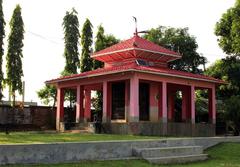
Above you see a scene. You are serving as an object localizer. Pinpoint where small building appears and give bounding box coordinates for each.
[46,34,224,136]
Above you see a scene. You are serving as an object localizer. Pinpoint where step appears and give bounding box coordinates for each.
[64,129,94,134]
[146,154,208,164]
[133,146,203,158]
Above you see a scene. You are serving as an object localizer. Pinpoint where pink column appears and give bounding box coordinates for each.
[56,87,64,131]
[190,85,196,124]
[76,85,83,123]
[208,87,216,124]
[84,89,91,122]
[150,82,159,122]
[161,81,167,123]
[129,75,139,122]
[125,80,130,121]
[102,81,108,123]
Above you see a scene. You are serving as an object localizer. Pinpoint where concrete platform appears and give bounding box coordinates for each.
[0,136,239,165]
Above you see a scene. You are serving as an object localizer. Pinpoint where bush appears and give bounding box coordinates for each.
[224,95,240,135]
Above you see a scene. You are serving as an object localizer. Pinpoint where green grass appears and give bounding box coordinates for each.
[0,132,162,144]
[2,143,240,167]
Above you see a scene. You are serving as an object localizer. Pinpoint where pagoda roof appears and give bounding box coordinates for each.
[46,63,225,84]
[92,35,181,63]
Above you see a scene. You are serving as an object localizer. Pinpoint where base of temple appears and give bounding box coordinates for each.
[102,122,215,137]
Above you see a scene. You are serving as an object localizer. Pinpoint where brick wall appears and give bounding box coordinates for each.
[0,105,56,131]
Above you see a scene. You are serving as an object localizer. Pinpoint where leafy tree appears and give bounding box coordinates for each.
[224,95,240,135]
[80,18,93,72]
[37,85,57,106]
[0,0,5,101]
[6,5,24,106]
[62,8,80,75]
[143,26,207,73]
[93,25,119,69]
[205,56,240,99]
[215,0,240,55]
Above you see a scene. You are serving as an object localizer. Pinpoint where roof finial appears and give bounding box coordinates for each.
[133,16,138,36]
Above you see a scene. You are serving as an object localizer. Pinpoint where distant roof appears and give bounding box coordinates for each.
[46,63,224,84]
[92,35,181,63]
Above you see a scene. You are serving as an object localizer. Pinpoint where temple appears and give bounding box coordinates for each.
[46,34,224,136]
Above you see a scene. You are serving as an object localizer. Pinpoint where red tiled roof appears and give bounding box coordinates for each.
[46,63,224,84]
[92,35,181,58]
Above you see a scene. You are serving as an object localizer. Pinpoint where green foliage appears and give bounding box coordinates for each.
[80,18,93,72]
[6,4,24,105]
[0,0,5,101]
[143,26,207,73]
[62,8,80,74]
[215,0,240,55]
[205,56,240,99]
[93,25,120,69]
[224,96,240,135]
[37,85,57,106]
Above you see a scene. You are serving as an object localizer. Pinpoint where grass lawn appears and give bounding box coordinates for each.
[2,143,240,167]
[0,132,162,144]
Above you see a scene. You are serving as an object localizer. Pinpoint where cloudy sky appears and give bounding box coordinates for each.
[2,0,235,105]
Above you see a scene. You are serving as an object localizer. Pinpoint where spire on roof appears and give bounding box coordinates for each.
[133,16,138,36]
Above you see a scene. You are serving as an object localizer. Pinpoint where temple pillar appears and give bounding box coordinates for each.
[129,75,139,122]
[76,85,83,123]
[102,81,111,123]
[56,87,64,131]
[161,81,167,123]
[150,82,159,122]
[208,87,216,124]
[125,80,130,122]
[190,85,196,124]
[84,89,91,122]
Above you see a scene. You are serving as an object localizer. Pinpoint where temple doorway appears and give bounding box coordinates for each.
[139,82,150,121]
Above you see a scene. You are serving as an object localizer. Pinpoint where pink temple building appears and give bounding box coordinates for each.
[46,34,224,136]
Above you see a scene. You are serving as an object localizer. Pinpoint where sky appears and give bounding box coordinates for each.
[1,0,236,105]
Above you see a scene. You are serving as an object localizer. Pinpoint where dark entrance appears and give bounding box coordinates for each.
[139,82,150,121]
[111,82,125,120]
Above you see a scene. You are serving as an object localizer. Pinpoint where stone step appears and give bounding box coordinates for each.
[146,154,208,164]
[133,146,203,158]
[64,129,94,134]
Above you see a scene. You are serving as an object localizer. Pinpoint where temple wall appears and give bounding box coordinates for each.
[102,122,215,137]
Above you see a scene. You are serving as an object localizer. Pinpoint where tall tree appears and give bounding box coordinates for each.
[6,5,24,106]
[80,18,93,72]
[143,26,207,73]
[215,0,240,55]
[62,8,80,75]
[0,0,5,101]
[205,56,240,99]
[93,25,119,69]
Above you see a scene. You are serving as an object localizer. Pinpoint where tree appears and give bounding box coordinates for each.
[93,25,120,69]
[6,5,24,106]
[143,26,207,73]
[37,85,57,106]
[62,8,80,75]
[215,0,240,55]
[0,0,5,101]
[80,18,93,72]
[205,56,240,99]
[224,95,240,135]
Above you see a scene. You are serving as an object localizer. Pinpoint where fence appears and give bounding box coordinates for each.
[0,105,56,131]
